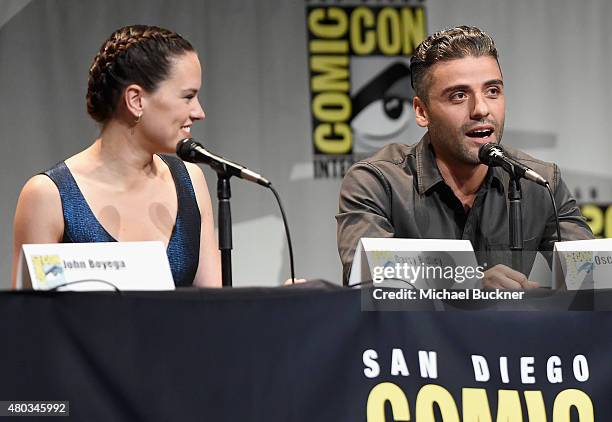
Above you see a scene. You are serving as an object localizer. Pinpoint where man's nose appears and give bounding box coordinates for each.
[470,93,489,120]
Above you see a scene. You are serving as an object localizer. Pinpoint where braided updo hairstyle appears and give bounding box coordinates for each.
[86,25,195,123]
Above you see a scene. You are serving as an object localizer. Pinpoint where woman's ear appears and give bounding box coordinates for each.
[413,96,429,128]
[123,84,144,121]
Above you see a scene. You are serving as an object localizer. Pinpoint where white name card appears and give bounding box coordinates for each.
[553,239,612,290]
[348,238,481,289]
[17,241,175,291]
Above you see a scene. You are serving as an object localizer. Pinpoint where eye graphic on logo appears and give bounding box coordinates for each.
[352,96,411,140]
[351,62,414,141]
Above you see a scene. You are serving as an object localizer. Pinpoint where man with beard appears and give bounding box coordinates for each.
[336,26,593,288]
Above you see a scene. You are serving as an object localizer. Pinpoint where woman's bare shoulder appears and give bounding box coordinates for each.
[183,162,211,197]
[14,173,64,243]
[19,174,61,204]
[183,161,205,181]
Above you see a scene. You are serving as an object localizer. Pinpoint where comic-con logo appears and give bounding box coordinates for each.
[31,254,65,285]
[306,0,427,178]
[580,203,612,238]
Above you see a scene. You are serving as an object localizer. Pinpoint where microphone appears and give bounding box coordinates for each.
[478,143,548,186]
[176,138,270,187]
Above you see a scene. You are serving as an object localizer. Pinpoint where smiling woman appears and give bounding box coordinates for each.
[11,25,221,288]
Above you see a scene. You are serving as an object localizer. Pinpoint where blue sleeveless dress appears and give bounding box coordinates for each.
[43,155,201,287]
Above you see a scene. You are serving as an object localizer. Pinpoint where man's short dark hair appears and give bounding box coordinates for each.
[410,26,498,101]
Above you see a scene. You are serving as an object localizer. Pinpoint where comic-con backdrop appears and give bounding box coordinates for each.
[0,0,610,287]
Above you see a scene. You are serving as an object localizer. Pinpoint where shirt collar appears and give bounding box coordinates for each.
[414,133,504,195]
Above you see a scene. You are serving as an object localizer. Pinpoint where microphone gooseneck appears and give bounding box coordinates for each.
[478,143,548,186]
[177,138,271,187]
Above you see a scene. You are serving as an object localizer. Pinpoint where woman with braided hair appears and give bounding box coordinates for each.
[12,25,221,287]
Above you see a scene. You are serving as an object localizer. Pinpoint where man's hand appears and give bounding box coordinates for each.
[482,264,540,289]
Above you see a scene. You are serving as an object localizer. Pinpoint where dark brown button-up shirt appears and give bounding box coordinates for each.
[336,134,594,284]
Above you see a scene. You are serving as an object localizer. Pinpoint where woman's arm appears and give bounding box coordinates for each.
[11,175,64,288]
[184,163,222,287]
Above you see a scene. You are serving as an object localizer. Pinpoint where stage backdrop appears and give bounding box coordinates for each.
[1,0,611,288]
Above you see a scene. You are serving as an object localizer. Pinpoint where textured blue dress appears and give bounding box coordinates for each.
[43,155,201,287]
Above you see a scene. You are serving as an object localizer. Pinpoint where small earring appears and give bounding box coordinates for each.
[135,112,142,124]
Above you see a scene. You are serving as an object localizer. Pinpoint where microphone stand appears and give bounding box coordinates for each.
[217,174,233,287]
[201,157,238,287]
[508,175,523,273]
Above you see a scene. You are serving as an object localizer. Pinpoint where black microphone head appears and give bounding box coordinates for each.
[176,138,200,162]
[478,142,503,165]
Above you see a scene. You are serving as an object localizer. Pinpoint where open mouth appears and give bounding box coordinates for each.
[465,127,494,140]
[181,125,191,133]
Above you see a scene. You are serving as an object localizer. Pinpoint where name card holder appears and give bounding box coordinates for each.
[17,241,175,291]
[553,239,612,290]
[348,238,481,289]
